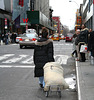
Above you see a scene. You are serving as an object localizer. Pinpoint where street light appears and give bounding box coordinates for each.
[69,0,80,30]
[69,0,80,16]
[69,0,79,8]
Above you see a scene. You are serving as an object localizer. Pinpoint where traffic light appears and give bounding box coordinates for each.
[49,8,53,22]
[31,0,34,11]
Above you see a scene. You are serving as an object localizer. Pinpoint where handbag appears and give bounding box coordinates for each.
[80,45,87,53]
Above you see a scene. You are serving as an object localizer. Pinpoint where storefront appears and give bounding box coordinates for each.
[0,0,12,41]
[27,11,55,35]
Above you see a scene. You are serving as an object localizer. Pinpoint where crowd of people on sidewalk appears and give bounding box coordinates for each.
[72,24,94,65]
[0,32,17,45]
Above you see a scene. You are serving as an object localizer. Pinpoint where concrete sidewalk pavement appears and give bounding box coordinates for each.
[76,60,94,100]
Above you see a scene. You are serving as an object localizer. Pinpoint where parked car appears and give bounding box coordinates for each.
[52,33,60,41]
[65,33,73,42]
[16,34,23,43]
[19,33,38,48]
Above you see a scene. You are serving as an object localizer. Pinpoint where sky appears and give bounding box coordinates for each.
[49,0,83,30]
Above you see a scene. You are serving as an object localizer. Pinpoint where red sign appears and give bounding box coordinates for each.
[5,18,7,29]
[22,18,28,30]
[5,18,7,25]
[93,0,94,4]
[22,18,28,23]
[19,0,24,7]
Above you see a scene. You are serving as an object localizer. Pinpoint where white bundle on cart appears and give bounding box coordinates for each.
[43,62,69,91]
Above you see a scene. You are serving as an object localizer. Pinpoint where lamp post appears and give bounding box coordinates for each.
[69,0,79,8]
[69,0,80,16]
[69,0,81,30]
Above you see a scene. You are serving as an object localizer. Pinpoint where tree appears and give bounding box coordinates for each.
[70,29,75,34]
[63,25,70,36]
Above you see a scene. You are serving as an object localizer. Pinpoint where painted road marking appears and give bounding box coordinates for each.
[0,65,35,68]
[55,55,69,64]
[0,54,15,61]
[54,44,73,46]
[2,55,28,63]
[0,54,70,66]
[21,56,33,64]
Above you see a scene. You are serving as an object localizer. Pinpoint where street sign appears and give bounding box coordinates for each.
[26,24,28,30]
[5,18,7,29]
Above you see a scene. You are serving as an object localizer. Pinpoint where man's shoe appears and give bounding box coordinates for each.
[80,60,85,62]
[39,84,43,88]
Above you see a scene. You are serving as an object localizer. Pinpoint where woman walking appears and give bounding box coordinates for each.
[33,27,55,88]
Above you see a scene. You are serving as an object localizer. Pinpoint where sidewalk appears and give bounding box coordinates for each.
[76,60,94,100]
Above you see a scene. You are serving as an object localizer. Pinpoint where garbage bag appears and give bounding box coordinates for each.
[43,62,69,91]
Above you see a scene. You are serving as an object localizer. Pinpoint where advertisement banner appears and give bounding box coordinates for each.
[0,0,5,10]
[14,15,20,28]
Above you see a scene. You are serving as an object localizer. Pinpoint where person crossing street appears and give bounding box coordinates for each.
[33,27,55,88]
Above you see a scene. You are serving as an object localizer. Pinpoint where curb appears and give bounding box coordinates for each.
[75,61,81,100]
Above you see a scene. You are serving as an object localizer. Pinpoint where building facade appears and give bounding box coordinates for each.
[52,16,60,34]
[82,0,94,30]
[12,0,30,33]
[34,0,49,18]
[75,8,82,30]
[0,0,12,37]
[12,0,55,34]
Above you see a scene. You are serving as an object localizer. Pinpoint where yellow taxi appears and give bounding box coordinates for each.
[52,33,60,41]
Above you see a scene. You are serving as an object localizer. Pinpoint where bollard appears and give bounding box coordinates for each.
[90,56,94,65]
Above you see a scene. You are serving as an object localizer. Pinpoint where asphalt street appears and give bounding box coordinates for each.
[0,40,78,100]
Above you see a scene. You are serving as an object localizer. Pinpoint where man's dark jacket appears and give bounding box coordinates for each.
[75,28,89,45]
[88,31,94,56]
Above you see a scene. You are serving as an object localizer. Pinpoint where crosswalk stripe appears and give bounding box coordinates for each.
[21,56,33,64]
[2,55,28,63]
[0,65,35,68]
[0,54,15,61]
[54,44,73,46]
[0,54,70,67]
[55,55,69,64]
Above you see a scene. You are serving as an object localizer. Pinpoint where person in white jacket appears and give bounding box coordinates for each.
[71,34,77,57]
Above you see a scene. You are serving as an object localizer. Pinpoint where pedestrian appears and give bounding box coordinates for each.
[71,33,77,57]
[11,32,15,43]
[88,30,94,64]
[33,27,55,88]
[14,32,17,43]
[8,31,11,43]
[5,32,9,45]
[75,29,81,61]
[1,32,5,43]
[75,24,89,62]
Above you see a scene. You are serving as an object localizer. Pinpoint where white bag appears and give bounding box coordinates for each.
[80,45,87,53]
[43,62,69,91]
